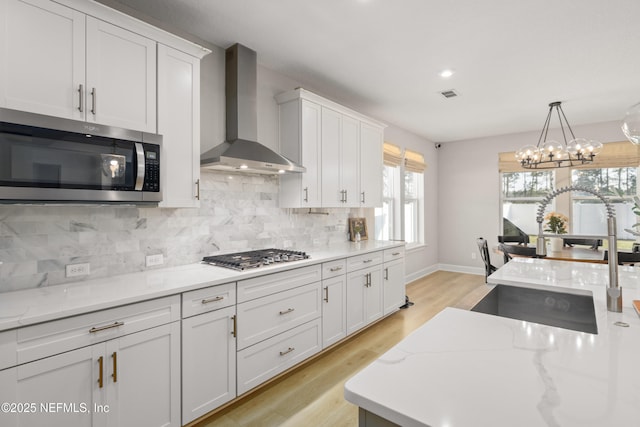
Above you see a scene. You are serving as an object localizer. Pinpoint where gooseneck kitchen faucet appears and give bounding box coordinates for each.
[536,185,622,312]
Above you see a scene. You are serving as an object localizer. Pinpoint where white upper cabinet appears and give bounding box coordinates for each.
[276,88,386,208]
[278,97,322,208]
[0,0,86,120]
[85,16,156,132]
[321,107,360,207]
[158,45,201,208]
[359,122,384,207]
[0,0,156,132]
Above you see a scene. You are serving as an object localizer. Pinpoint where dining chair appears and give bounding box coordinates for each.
[477,237,497,283]
[603,250,640,266]
[563,238,602,250]
[499,243,544,264]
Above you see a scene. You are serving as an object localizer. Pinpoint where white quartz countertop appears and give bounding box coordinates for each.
[0,240,403,332]
[344,258,640,426]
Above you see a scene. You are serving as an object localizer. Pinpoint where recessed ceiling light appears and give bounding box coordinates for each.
[439,69,454,78]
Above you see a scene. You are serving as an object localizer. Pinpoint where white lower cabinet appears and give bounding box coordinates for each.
[181,282,236,424]
[383,259,406,316]
[0,321,180,427]
[383,248,406,316]
[321,259,347,348]
[0,296,181,427]
[105,323,181,427]
[236,318,322,395]
[346,264,384,335]
[181,305,236,424]
[236,266,323,396]
[236,282,322,350]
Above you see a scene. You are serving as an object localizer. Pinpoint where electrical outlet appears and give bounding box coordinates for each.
[146,254,164,267]
[471,252,477,260]
[66,263,90,277]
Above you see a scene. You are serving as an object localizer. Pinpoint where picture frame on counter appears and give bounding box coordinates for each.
[349,217,368,241]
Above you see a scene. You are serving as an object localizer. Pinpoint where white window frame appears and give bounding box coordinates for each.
[375,165,401,241]
[375,154,425,249]
[403,169,424,248]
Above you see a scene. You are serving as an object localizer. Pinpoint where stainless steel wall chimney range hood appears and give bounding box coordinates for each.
[200,44,305,174]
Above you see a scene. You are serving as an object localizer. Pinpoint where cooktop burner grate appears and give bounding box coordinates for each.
[202,248,310,271]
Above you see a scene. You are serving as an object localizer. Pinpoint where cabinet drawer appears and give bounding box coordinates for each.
[16,295,180,365]
[347,251,383,272]
[182,282,236,318]
[237,318,321,395]
[322,259,347,279]
[237,264,321,303]
[237,282,321,350]
[0,329,17,370]
[384,246,405,263]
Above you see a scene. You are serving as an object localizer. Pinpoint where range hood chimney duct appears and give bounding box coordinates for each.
[200,43,305,174]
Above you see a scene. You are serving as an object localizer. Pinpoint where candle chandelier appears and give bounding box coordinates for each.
[516,101,602,169]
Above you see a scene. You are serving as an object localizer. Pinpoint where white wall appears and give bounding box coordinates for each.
[437,120,629,274]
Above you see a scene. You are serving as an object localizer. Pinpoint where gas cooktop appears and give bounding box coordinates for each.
[202,248,310,271]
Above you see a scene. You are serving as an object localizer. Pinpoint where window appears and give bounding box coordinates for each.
[375,144,425,247]
[499,142,640,243]
[501,171,554,235]
[404,170,423,244]
[375,165,400,240]
[571,167,638,239]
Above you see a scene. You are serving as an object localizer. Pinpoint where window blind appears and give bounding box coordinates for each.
[404,149,426,173]
[383,142,403,167]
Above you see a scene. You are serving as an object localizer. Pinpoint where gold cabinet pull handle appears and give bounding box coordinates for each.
[329,266,342,272]
[324,286,329,303]
[279,308,295,315]
[89,321,124,333]
[111,352,117,383]
[279,347,295,356]
[231,315,237,337]
[201,296,224,304]
[98,356,104,388]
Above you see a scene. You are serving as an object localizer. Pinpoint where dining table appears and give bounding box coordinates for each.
[543,246,607,263]
[496,244,607,264]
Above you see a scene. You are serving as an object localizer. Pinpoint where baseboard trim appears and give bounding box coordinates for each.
[405,264,439,284]
[437,264,485,276]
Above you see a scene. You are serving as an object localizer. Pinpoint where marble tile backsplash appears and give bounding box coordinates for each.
[0,171,353,292]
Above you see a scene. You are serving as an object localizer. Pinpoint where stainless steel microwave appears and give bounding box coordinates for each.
[0,108,161,204]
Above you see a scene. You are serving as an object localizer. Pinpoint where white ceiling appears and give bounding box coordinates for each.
[109,0,640,143]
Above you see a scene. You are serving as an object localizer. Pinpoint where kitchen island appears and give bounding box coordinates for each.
[344,258,640,426]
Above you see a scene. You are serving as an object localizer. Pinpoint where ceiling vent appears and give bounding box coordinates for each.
[440,89,458,99]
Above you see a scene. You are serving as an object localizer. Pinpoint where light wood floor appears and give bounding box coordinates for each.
[194,271,486,427]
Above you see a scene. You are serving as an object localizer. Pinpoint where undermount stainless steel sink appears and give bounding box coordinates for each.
[471,284,598,334]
